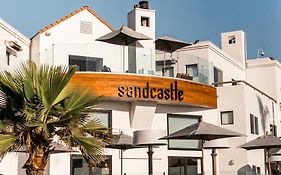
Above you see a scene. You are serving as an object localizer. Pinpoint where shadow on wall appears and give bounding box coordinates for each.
[257,95,270,135]
[237,164,253,175]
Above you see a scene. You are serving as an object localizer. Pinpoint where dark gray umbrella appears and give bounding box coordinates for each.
[155,35,191,53]
[155,35,191,75]
[96,25,152,72]
[106,132,139,175]
[240,135,281,175]
[161,121,243,140]
[161,121,243,175]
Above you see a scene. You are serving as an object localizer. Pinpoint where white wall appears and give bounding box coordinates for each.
[221,31,246,67]
[31,10,122,72]
[128,8,156,74]
[216,83,277,174]
[172,41,246,86]
[0,18,30,71]
[49,153,71,175]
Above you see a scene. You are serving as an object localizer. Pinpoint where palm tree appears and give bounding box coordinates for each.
[0,62,109,175]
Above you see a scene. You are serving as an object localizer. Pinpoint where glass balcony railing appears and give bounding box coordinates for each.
[1,43,215,85]
[156,50,214,85]
[29,43,156,75]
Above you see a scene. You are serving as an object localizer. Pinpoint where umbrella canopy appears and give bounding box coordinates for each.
[96,25,152,46]
[161,121,243,141]
[155,35,192,53]
[240,135,281,150]
[239,135,281,175]
[161,121,243,175]
[106,132,135,150]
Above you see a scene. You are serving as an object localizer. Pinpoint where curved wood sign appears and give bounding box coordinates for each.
[70,73,217,109]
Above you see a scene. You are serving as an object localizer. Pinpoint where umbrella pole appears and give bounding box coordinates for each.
[147,145,154,175]
[264,149,268,175]
[201,140,205,175]
[121,149,124,175]
[268,149,272,175]
[123,44,125,73]
[163,52,166,76]
[211,148,217,175]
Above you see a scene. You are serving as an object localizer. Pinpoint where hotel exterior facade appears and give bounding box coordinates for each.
[0,1,280,175]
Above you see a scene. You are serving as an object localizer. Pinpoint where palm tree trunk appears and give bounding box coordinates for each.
[26,169,45,175]
[24,147,49,175]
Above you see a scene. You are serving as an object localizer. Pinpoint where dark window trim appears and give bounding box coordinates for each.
[70,154,112,175]
[185,64,198,77]
[141,16,150,27]
[162,66,174,77]
[250,114,259,135]
[167,114,202,151]
[220,111,234,125]
[94,110,112,129]
[168,156,202,175]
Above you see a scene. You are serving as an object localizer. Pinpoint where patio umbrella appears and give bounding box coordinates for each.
[155,35,191,75]
[106,132,138,175]
[160,121,243,175]
[239,135,281,175]
[96,25,152,72]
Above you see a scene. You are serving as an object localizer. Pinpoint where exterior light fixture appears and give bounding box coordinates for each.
[257,48,264,58]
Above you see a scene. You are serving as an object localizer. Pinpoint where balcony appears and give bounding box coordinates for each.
[156,51,214,85]
[1,43,215,86]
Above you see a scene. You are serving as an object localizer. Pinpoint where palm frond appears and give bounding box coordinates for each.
[0,134,19,156]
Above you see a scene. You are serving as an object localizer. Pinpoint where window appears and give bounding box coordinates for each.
[186,64,198,77]
[221,111,234,125]
[270,124,277,136]
[163,67,174,77]
[168,114,201,150]
[213,67,223,87]
[89,110,112,128]
[69,55,103,72]
[141,16,150,27]
[257,167,261,175]
[252,165,257,174]
[71,154,112,175]
[228,36,236,44]
[5,51,10,65]
[80,21,92,34]
[168,157,201,175]
[250,114,259,135]
[5,47,17,65]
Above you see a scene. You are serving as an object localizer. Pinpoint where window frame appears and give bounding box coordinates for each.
[220,111,234,125]
[70,154,112,175]
[167,114,202,151]
[69,55,103,72]
[141,16,150,27]
[92,110,112,129]
[168,156,202,175]
[162,66,174,77]
[228,36,236,44]
[250,114,259,135]
[185,64,198,77]
[5,51,10,65]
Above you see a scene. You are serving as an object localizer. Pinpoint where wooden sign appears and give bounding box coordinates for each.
[70,73,217,109]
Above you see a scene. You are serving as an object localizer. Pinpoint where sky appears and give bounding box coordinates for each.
[1,0,281,60]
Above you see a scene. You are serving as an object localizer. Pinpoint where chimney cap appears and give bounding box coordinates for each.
[139,1,149,9]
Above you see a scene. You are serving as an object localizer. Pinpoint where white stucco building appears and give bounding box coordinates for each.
[0,18,30,71]
[0,1,281,175]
